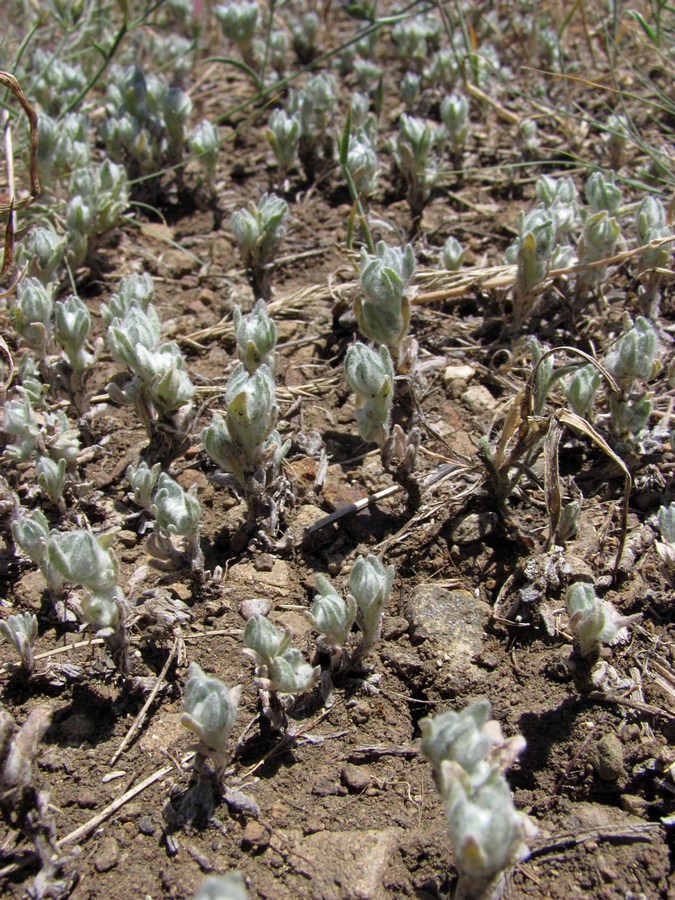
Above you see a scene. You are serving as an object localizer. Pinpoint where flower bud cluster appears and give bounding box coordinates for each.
[306,554,394,667]
[181,662,240,767]
[201,363,289,491]
[243,615,319,696]
[421,700,537,898]
[566,582,639,658]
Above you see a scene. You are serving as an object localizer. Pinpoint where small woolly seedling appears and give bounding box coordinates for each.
[243,615,319,731]
[421,700,536,900]
[566,582,640,660]
[181,662,240,778]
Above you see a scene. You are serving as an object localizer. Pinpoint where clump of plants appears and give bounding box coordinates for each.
[421,700,537,900]
[243,615,319,731]
[201,360,291,544]
[231,193,288,302]
[106,276,195,466]
[307,553,395,673]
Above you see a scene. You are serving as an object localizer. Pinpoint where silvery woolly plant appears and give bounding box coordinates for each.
[635,195,672,314]
[201,363,291,541]
[307,554,394,672]
[243,615,319,731]
[655,503,675,582]
[0,612,38,675]
[421,700,537,900]
[189,119,222,228]
[214,1,259,68]
[233,299,277,374]
[11,511,129,675]
[344,342,422,510]
[266,109,300,181]
[604,315,658,444]
[288,72,338,182]
[107,292,195,466]
[148,472,204,579]
[231,193,288,302]
[392,114,441,235]
[181,662,240,782]
[503,206,555,330]
[47,528,130,676]
[195,873,249,900]
[440,92,470,174]
[565,582,640,683]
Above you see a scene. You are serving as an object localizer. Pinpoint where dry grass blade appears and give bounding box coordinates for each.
[556,408,631,575]
[0,72,40,211]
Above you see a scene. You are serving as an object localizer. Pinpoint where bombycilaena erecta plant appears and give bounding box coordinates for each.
[344,341,422,511]
[106,287,195,466]
[189,118,222,228]
[343,342,394,448]
[214,1,259,69]
[356,241,415,355]
[181,662,240,781]
[307,554,394,673]
[195,872,249,900]
[266,109,300,181]
[604,315,658,445]
[391,114,441,236]
[655,503,675,583]
[201,363,291,542]
[0,612,38,675]
[604,113,630,170]
[12,510,130,675]
[440,92,470,175]
[149,473,204,579]
[421,700,537,900]
[243,615,319,731]
[503,206,555,330]
[231,193,288,302]
[440,236,465,272]
[635,195,673,315]
[566,582,640,664]
[288,72,338,182]
[0,705,66,899]
[233,299,277,374]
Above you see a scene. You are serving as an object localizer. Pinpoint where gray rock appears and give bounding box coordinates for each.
[450,511,498,544]
[94,836,120,872]
[593,732,624,781]
[405,586,491,693]
[341,764,372,792]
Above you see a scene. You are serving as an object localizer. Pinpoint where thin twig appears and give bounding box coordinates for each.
[110,636,180,766]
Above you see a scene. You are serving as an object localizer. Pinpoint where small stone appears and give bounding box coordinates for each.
[137,816,156,836]
[592,732,624,781]
[463,384,498,417]
[117,529,138,548]
[162,249,195,277]
[94,836,120,872]
[444,364,476,398]
[240,597,271,619]
[312,776,340,797]
[450,511,497,544]
[76,789,98,809]
[349,701,370,725]
[620,794,651,817]
[341,764,372,793]
[254,553,275,572]
[241,820,270,851]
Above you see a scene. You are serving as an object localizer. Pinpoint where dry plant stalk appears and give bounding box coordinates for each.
[0,71,41,276]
